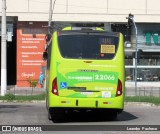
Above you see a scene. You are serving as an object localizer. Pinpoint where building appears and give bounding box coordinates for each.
[1,0,160,87]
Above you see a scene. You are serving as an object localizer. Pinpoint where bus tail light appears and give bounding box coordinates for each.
[116,79,122,97]
[52,77,59,95]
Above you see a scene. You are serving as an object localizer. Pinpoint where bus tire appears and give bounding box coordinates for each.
[102,110,118,121]
[109,111,118,121]
[49,108,65,122]
[48,110,52,120]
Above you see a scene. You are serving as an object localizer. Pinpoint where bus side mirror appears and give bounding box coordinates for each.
[43,51,48,60]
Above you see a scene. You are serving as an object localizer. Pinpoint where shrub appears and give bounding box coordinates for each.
[4,93,15,101]
[27,77,38,88]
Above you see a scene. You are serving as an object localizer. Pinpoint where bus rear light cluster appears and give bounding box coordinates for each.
[116,79,122,97]
[52,77,59,95]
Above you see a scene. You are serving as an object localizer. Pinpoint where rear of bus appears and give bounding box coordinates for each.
[46,27,125,121]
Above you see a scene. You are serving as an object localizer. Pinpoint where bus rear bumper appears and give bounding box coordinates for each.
[48,95,124,110]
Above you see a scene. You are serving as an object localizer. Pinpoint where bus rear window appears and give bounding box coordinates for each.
[58,34,119,60]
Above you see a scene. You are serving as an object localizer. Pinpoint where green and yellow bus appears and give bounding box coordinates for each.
[44,26,125,121]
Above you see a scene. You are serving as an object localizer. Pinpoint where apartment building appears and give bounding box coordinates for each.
[0,0,160,86]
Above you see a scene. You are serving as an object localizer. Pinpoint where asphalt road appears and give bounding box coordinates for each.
[0,102,160,133]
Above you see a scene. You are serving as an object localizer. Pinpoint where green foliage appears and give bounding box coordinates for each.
[15,93,46,101]
[4,93,15,101]
[27,77,38,88]
[125,96,160,105]
[0,92,46,102]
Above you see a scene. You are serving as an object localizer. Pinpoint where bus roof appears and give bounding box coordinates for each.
[58,30,120,37]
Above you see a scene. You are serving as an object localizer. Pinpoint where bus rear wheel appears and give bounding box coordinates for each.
[101,109,118,121]
[109,111,118,121]
[49,108,65,122]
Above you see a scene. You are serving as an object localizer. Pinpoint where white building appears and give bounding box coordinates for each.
[1,0,160,86]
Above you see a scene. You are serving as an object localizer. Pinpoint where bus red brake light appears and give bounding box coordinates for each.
[52,78,59,95]
[116,79,122,97]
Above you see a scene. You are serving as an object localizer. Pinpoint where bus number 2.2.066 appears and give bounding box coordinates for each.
[94,74,115,81]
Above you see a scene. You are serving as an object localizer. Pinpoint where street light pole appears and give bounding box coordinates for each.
[1,0,7,96]
[48,0,53,34]
[48,0,57,34]
[127,14,138,96]
[132,18,138,96]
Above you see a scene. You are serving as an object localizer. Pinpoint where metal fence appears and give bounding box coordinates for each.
[1,81,160,97]
[6,86,45,96]
[0,79,45,96]
[125,82,160,97]
[125,87,160,97]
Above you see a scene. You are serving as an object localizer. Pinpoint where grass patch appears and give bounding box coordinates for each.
[0,92,46,102]
[125,96,160,106]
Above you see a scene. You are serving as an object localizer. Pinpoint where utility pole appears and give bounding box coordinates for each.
[1,0,7,96]
[127,14,138,96]
[48,0,57,34]
[48,0,53,34]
